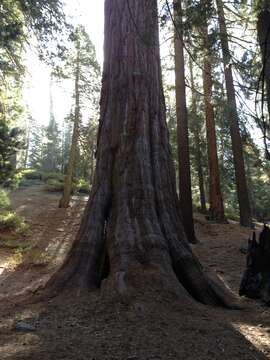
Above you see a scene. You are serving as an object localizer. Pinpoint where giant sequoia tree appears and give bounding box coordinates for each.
[48,0,236,307]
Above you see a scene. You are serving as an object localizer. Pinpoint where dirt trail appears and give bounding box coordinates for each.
[0,185,269,360]
[0,183,87,299]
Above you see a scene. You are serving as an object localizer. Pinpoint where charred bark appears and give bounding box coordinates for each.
[239,226,270,305]
[173,0,197,243]
[216,0,252,227]
[47,0,238,308]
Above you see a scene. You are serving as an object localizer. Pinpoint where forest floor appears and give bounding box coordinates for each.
[0,183,270,360]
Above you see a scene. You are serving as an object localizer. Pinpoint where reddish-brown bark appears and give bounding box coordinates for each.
[216,0,252,227]
[59,43,81,209]
[201,21,226,222]
[47,0,237,308]
[257,9,270,159]
[173,0,197,243]
[189,58,207,214]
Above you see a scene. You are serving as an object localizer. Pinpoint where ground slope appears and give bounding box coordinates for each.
[0,184,269,360]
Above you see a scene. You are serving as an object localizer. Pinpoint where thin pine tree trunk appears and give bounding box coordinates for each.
[173,0,197,243]
[257,9,270,159]
[202,21,226,222]
[24,120,31,168]
[189,59,207,213]
[216,0,252,227]
[59,45,81,208]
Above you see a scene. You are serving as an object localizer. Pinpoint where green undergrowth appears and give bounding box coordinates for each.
[0,187,29,236]
[2,245,49,269]
[76,178,90,193]
[43,173,90,194]
[44,178,65,192]
[12,168,91,194]
[0,187,10,209]
[41,172,64,182]
[11,246,50,267]
[0,211,29,233]
[193,199,242,224]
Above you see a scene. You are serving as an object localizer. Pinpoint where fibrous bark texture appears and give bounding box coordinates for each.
[216,0,252,227]
[257,9,270,159]
[173,0,197,243]
[189,58,207,214]
[201,21,226,222]
[48,0,237,308]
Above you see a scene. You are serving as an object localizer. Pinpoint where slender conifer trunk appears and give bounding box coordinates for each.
[257,9,270,158]
[189,59,207,213]
[216,0,252,227]
[201,17,226,222]
[59,44,81,208]
[173,0,197,243]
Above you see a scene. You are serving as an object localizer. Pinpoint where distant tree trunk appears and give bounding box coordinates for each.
[59,45,81,208]
[196,149,207,213]
[43,76,59,173]
[202,22,226,222]
[61,121,65,174]
[10,153,17,171]
[216,0,252,227]
[24,118,31,168]
[244,150,256,219]
[257,9,270,159]
[189,58,207,213]
[173,0,197,243]
[48,0,236,308]
[89,144,95,185]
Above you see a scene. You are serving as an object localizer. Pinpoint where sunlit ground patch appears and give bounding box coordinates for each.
[0,259,10,275]
[232,322,270,355]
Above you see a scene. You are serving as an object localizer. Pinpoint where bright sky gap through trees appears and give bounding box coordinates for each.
[23,0,263,151]
[23,0,105,127]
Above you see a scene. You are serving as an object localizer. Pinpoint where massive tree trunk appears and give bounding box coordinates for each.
[216,0,252,227]
[201,20,226,222]
[189,58,207,214]
[59,44,81,208]
[47,0,237,308]
[173,0,197,243]
[257,9,270,159]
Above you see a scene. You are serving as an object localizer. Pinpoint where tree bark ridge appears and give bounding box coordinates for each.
[46,0,238,309]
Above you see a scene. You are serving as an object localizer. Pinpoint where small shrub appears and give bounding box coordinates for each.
[42,172,64,182]
[21,169,43,180]
[0,188,10,209]
[225,207,240,222]
[12,171,24,187]
[0,211,29,233]
[44,179,64,192]
[76,179,90,194]
[11,169,43,188]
